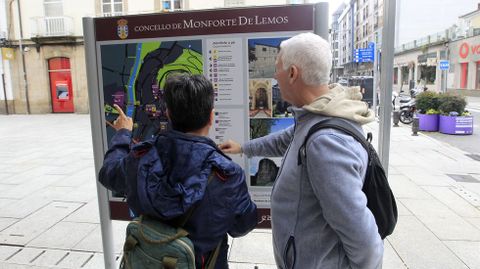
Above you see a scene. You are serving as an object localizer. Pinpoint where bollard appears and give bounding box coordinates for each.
[392,110,400,127]
[412,117,419,136]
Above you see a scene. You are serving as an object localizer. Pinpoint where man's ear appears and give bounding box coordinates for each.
[289,65,299,83]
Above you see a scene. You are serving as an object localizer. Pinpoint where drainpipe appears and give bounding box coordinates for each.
[1,0,10,114]
[16,0,30,114]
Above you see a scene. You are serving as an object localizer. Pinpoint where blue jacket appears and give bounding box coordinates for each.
[99,129,258,269]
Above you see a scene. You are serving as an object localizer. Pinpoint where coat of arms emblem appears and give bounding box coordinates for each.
[117,19,128,39]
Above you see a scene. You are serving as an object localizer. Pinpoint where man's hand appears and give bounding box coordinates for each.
[218,139,242,154]
[107,104,133,131]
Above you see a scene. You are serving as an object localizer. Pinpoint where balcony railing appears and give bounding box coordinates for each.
[394,30,449,54]
[30,16,74,37]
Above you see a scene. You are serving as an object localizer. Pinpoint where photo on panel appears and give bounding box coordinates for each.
[272,78,292,118]
[249,118,294,186]
[249,79,273,118]
[248,37,288,79]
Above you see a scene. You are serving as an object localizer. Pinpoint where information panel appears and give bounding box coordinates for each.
[87,4,327,228]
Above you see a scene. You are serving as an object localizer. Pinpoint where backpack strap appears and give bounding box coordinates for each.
[298,118,371,166]
[205,241,222,269]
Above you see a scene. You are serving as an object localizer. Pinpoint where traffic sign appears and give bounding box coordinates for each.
[354,47,375,63]
[439,60,449,70]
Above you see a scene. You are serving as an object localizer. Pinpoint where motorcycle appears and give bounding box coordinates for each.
[394,86,426,124]
[399,98,416,124]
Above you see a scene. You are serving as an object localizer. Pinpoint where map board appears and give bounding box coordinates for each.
[86,4,328,229]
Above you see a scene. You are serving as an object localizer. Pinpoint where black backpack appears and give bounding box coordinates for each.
[298,118,397,239]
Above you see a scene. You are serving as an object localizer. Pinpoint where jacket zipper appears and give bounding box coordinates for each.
[283,236,296,269]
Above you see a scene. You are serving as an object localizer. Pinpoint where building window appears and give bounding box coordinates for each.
[401,66,409,85]
[460,63,468,88]
[419,65,436,84]
[477,62,480,89]
[162,0,181,10]
[393,67,398,84]
[44,0,63,17]
[102,0,123,16]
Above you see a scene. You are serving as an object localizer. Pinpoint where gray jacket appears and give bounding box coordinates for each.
[243,84,383,269]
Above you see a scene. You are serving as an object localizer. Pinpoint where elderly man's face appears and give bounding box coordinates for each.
[274,54,291,103]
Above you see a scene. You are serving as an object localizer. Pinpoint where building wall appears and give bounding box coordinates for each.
[338,3,352,67]
[449,35,480,90]
[188,0,288,10]
[187,0,224,10]
[10,44,88,114]
[244,0,287,6]
[13,0,42,39]
[128,0,154,14]
[250,44,278,78]
[66,0,96,36]
[393,44,445,93]
[10,0,96,39]
[471,15,480,28]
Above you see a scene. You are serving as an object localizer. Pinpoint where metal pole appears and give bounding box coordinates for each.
[314,2,329,40]
[445,44,449,93]
[371,6,377,115]
[373,43,378,116]
[0,49,8,115]
[378,0,396,174]
[83,17,116,269]
[442,70,446,93]
[1,73,8,115]
[16,0,30,114]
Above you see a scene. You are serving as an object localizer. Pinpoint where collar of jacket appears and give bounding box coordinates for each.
[162,129,232,161]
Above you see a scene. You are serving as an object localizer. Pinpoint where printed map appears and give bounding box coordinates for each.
[100,40,203,142]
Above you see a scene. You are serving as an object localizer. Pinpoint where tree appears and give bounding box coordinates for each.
[250,119,274,139]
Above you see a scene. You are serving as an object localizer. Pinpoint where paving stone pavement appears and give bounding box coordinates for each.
[0,114,479,269]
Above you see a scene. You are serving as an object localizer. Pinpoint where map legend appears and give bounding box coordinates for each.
[206,38,244,106]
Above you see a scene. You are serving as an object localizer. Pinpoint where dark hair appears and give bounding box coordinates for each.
[164,73,214,133]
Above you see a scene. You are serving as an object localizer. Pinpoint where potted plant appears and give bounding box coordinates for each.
[416,91,441,131]
[438,94,473,135]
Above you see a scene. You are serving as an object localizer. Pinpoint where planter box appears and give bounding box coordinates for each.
[439,115,474,135]
[418,113,439,132]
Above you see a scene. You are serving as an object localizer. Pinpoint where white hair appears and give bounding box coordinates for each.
[279,32,332,86]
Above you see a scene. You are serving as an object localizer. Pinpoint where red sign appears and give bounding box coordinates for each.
[459,42,480,59]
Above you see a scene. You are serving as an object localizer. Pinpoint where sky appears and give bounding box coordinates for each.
[397,0,476,45]
[271,118,294,133]
[325,0,346,19]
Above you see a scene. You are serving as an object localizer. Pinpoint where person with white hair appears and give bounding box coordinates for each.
[220,32,383,269]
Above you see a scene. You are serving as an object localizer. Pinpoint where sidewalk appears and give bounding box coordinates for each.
[467,96,480,113]
[0,114,479,268]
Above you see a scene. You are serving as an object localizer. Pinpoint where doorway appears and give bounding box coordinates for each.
[48,57,74,112]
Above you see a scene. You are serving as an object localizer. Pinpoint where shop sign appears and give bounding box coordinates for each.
[1,48,14,60]
[418,52,437,63]
[459,42,480,59]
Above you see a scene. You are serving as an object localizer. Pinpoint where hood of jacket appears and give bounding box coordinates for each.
[302,83,375,125]
[134,130,236,220]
